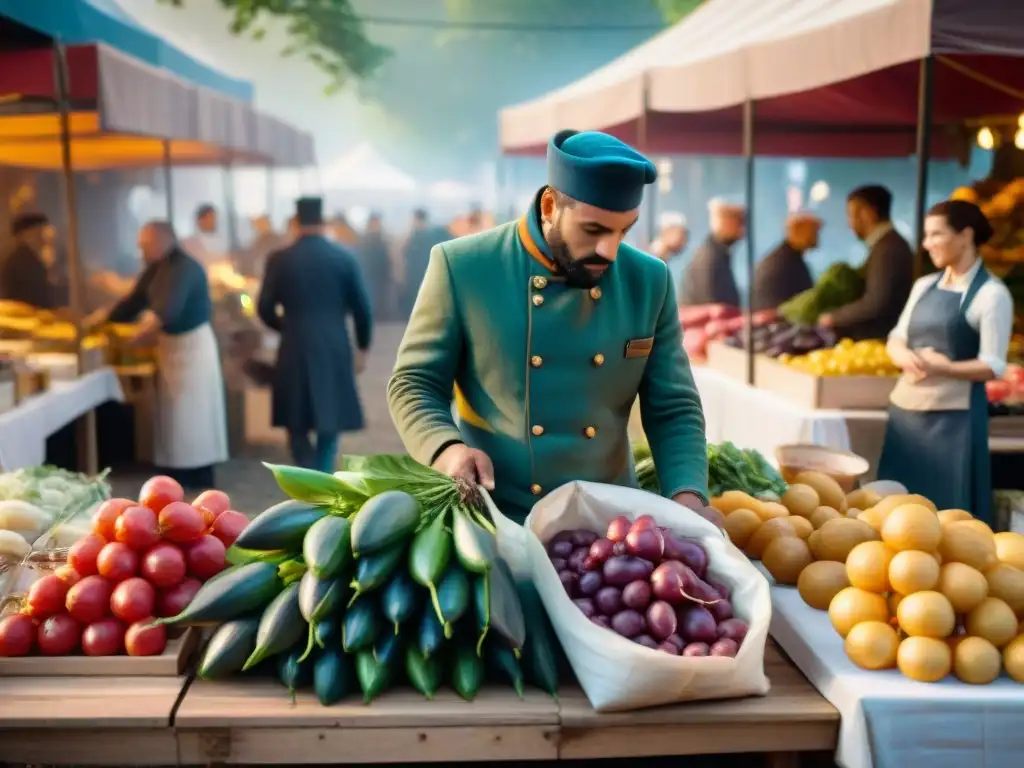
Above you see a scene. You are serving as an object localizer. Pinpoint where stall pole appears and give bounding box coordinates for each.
[222,164,239,252]
[638,75,657,246]
[742,99,756,386]
[53,40,98,475]
[162,140,175,228]
[265,164,275,223]
[912,56,935,279]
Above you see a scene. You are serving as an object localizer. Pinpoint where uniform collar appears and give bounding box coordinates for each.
[940,258,983,291]
[517,189,557,272]
[864,222,893,249]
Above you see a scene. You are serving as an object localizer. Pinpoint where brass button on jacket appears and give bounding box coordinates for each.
[532,294,544,307]
[584,426,597,438]
[589,286,602,300]
[592,353,605,367]
[532,275,548,290]
[530,483,543,495]
[531,425,545,436]
[530,355,543,368]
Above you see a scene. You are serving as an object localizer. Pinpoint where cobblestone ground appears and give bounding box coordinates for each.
[110,323,408,516]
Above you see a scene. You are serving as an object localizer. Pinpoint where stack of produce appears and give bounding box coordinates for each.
[952,180,1024,265]
[795,495,1024,685]
[0,466,112,564]
[988,364,1024,416]
[175,456,558,705]
[723,320,833,358]
[634,440,787,500]
[0,477,247,658]
[547,514,748,658]
[779,263,865,326]
[779,338,899,377]
[679,304,744,361]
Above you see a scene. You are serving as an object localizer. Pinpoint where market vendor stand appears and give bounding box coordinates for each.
[0,643,837,765]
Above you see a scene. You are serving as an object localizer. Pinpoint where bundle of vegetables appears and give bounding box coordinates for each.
[633,440,786,500]
[0,467,112,564]
[779,263,865,326]
[163,455,560,705]
[723,319,834,358]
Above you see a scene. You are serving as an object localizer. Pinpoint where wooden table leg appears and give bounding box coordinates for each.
[765,752,801,768]
[76,408,99,475]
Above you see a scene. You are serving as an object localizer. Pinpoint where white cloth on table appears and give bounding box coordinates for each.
[0,369,124,470]
[887,259,1014,377]
[153,323,228,469]
[770,585,1024,768]
[691,367,855,460]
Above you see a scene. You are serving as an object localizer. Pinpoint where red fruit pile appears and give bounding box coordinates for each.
[547,514,749,658]
[0,477,249,658]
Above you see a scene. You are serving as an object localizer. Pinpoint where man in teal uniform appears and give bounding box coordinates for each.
[388,130,715,525]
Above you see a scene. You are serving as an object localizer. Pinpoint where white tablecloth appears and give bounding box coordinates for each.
[691,367,889,461]
[770,585,1024,768]
[0,368,124,470]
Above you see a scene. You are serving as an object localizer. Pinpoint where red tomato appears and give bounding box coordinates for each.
[0,613,36,656]
[987,379,1012,403]
[210,510,248,548]
[37,614,80,655]
[158,502,205,544]
[96,542,139,583]
[91,498,135,540]
[81,618,125,656]
[25,574,70,619]
[139,475,184,515]
[157,578,202,618]
[185,535,227,581]
[54,564,83,589]
[125,619,166,657]
[68,533,107,577]
[1006,365,1024,388]
[140,542,187,588]
[65,575,113,624]
[115,505,160,551]
[110,577,156,624]
[193,490,231,525]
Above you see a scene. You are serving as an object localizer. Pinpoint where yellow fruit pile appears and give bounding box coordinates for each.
[824,503,1024,684]
[778,338,899,377]
[712,479,1024,684]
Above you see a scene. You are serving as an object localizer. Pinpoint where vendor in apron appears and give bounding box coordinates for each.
[87,221,229,490]
[878,200,1014,524]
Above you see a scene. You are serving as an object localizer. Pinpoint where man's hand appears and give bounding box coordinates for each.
[818,313,834,329]
[672,491,725,529]
[432,443,495,490]
[355,348,368,375]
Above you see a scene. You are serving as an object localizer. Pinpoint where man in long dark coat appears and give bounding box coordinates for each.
[752,212,821,311]
[678,198,745,308]
[258,197,373,472]
[401,208,451,318]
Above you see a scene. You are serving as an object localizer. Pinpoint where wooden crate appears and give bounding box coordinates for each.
[755,354,896,410]
[0,626,199,677]
[706,342,753,382]
[990,414,1024,439]
[117,367,156,464]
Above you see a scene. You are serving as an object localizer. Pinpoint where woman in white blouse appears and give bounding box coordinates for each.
[878,199,1013,524]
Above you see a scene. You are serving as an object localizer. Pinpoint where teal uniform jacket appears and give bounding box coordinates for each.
[387,202,709,522]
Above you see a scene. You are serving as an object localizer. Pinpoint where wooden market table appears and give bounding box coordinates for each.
[0,642,838,766]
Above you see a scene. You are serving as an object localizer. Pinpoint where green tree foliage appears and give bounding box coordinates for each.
[653,0,708,24]
[160,0,390,91]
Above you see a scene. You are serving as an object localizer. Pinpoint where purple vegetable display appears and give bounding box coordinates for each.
[545,520,746,658]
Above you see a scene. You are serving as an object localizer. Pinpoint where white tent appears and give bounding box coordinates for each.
[498,0,1019,153]
[426,179,478,201]
[320,143,417,192]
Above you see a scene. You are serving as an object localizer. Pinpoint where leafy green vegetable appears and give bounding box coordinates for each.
[779,263,865,326]
[632,440,786,499]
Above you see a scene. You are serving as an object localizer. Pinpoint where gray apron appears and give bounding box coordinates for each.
[877,267,992,523]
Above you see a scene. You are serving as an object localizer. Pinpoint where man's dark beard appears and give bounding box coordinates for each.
[546,227,612,289]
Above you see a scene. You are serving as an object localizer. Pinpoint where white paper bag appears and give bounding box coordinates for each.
[478,488,531,579]
[524,481,772,712]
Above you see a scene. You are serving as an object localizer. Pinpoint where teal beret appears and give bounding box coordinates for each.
[547,129,657,212]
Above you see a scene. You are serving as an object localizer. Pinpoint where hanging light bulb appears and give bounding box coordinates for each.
[1018,113,1024,128]
[977,127,996,150]
[1016,128,1024,150]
